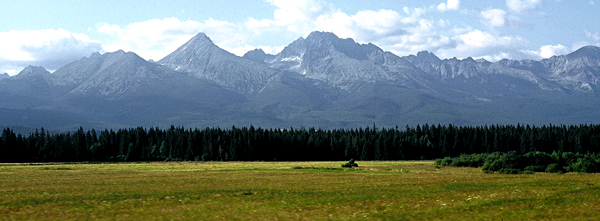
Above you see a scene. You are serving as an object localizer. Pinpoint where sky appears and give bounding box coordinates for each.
[1,0,599,75]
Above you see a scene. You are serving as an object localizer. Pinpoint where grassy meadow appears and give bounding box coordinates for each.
[1,161,599,220]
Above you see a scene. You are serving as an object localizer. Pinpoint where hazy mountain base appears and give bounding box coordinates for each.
[1,81,597,133]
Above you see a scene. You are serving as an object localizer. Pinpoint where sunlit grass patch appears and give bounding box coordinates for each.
[1,161,599,220]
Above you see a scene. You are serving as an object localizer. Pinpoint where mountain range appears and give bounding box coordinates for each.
[1,31,600,131]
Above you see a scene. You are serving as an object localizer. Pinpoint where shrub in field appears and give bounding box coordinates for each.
[342,159,358,168]
[522,151,553,172]
[451,154,487,167]
[524,165,544,172]
[570,156,600,173]
[435,157,453,167]
[482,151,523,173]
[440,151,600,174]
[545,163,564,173]
[498,168,522,174]
[482,159,501,173]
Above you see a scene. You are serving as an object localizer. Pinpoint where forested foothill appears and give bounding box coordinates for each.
[1,124,600,166]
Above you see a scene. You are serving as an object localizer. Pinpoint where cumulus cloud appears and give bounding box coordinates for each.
[481,9,507,27]
[506,0,541,13]
[316,9,407,42]
[586,30,600,42]
[241,0,551,61]
[438,30,529,60]
[92,1,334,59]
[437,0,460,12]
[539,44,570,58]
[525,44,570,58]
[246,0,334,36]
[242,0,536,61]
[96,17,247,60]
[245,0,421,54]
[0,29,102,75]
[3,0,584,75]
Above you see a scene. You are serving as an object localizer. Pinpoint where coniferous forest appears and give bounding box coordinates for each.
[1,124,600,163]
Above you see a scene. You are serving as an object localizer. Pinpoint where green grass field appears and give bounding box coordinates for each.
[1,161,599,220]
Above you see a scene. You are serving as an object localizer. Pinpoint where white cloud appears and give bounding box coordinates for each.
[243,0,541,62]
[85,0,552,63]
[92,1,334,59]
[481,9,507,27]
[506,0,541,13]
[539,44,570,58]
[525,44,570,58]
[432,29,530,61]
[586,30,600,42]
[2,0,586,76]
[246,0,532,62]
[459,30,527,53]
[246,0,334,36]
[437,0,460,12]
[0,29,102,75]
[96,17,244,60]
[97,17,263,58]
[316,9,407,42]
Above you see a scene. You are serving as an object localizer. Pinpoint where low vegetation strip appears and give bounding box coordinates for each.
[435,151,600,174]
[1,161,600,220]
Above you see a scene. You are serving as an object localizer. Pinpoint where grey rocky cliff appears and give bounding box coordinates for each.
[2,31,600,129]
[159,33,280,93]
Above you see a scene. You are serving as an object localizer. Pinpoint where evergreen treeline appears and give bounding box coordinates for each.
[1,124,600,163]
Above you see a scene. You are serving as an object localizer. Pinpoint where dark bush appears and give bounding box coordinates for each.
[522,151,553,172]
[434,157,453,167]
[452,154,487,167]
[545,163,564,174]
[482,160,501,173]
[524,165,545,172]
[498,168,522,174]
[570,156,600,173]
[342,159,358,168]
[482,151,522,173]
[435,154,488,168]
[438,151,600,174]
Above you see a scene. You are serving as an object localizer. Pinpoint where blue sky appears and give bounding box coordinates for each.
[1,0,599,75]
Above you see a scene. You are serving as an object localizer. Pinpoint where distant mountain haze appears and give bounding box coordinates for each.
[1,31,599,131]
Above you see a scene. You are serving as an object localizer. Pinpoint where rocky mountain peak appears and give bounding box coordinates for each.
[121,51,145,61]
[4,32,600,129]
[566,45,600,60]
[243,48,275,63]
[158,32,280,93]
[0,72,9,80]
[305,31,339,43]
[273,31,387,68]
[89,52,102,59]
[181,32,215,50]
[158,32,221,66]
[16,65,50,78]
[415,51,441,62]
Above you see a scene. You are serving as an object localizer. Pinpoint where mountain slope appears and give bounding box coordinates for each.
[159,33,280,93]
[2,32,600,130]
[0,66,53,108]
[263,32,413,87]
[541,46,600,91]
